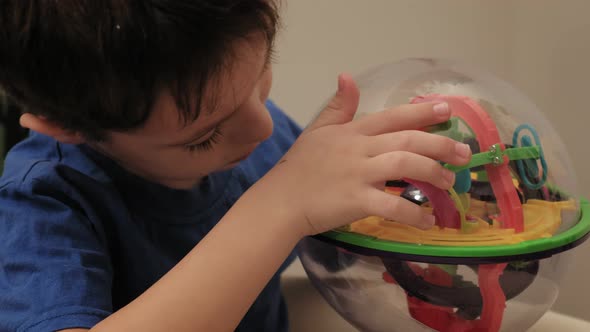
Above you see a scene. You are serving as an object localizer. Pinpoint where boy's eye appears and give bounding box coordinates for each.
[183,127,223,153]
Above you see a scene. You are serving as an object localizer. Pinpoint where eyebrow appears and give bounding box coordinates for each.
[169,46,273,147]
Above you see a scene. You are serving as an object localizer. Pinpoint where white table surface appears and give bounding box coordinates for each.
[281,258,590,332]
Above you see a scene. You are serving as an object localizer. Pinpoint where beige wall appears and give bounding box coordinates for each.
[508,0,590,320]
[271,0,512,124]
[271,0,590,321]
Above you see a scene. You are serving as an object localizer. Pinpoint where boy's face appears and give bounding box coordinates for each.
[94,38,274,189]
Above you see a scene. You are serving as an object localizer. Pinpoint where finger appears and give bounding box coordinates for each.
[352,102,450,136]
[366,130,472,165]
[306,73,360,132]
[363,190,436,230]
[366,151,456,190]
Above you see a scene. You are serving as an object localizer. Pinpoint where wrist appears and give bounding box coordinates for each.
[236,173,308,241]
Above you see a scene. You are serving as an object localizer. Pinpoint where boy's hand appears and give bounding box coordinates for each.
[254,74,471,237]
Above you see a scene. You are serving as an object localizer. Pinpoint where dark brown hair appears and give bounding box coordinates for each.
[0,0,279,140]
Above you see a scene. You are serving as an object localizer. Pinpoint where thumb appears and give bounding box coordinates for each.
[307,73,360,131]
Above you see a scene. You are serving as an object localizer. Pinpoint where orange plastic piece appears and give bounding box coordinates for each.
[349,198,574,246]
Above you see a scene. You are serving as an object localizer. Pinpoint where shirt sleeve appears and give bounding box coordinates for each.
[0,178,113,332]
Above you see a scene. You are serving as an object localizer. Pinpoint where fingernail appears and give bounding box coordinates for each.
[433,103,449,116]
[443,168,456,187]
[455,143,471,159]
[420,214,436,229]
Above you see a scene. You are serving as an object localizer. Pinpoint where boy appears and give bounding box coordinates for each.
[0,1,471,331]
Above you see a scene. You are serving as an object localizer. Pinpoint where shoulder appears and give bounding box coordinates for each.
[1,132,111,190]
[0,132,118,240]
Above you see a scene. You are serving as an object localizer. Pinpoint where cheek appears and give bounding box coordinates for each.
[99,136,208,175]
[148,150,220,183]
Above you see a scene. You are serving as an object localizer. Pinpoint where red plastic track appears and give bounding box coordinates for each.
[410,95,523,232]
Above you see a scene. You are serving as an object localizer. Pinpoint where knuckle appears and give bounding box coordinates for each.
[385,103,414,118]
[394,131,412,150]
[404,102,433,114]
[429,135,456,158]
[405,129,423,136]
[393,103,413,113]
[432,163,448,186]
[432,161,444,175]
[444,137,458,156]
[356,159,373,178]
[360,191,376,215]
[383,197,401,216]
[387,152,405,170]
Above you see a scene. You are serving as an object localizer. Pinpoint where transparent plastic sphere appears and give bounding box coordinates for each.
[298,58,589,332]
[299,237,572,332]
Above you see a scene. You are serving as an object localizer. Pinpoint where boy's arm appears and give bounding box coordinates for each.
[64,74,469,332]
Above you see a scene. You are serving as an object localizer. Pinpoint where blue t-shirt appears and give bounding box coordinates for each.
[0,101,301,332]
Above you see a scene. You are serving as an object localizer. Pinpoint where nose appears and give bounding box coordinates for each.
[226,95,274,144]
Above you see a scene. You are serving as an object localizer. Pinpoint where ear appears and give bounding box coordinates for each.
[19,113,86,144]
